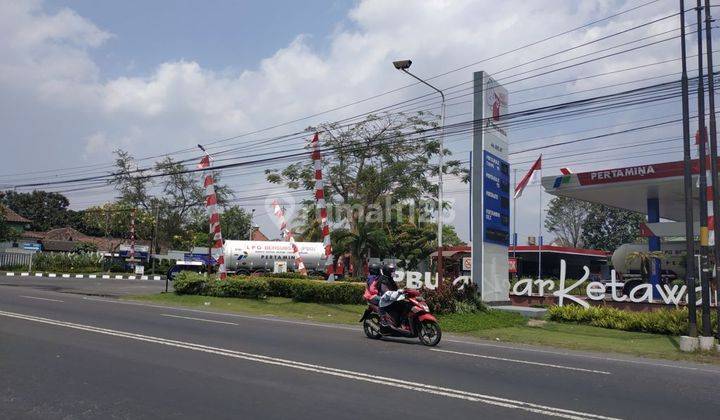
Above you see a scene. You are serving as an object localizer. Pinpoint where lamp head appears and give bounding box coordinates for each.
[392,60,412,70]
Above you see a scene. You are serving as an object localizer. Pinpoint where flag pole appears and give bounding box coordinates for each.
[538,166,543,280]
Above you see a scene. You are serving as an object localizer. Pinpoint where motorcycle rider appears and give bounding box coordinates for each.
[377,263,401,328]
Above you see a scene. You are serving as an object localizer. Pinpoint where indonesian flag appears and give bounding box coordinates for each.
[514,155,542,199]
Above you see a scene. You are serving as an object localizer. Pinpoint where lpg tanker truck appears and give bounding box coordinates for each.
[223,240,327,275]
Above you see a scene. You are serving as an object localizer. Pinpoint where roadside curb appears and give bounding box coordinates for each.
[3,272,165,281]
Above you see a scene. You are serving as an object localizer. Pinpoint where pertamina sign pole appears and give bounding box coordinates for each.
[471,71,511,303]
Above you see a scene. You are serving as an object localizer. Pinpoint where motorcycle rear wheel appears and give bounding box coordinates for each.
[418,320,442,346]
[363,314,382,339]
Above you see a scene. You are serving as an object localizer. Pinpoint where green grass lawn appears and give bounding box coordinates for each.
[129,293,720,364]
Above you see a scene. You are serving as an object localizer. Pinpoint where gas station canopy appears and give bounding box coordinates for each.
[541,158,709,221]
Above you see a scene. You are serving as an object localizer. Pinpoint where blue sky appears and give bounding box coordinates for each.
[43,0,354,79]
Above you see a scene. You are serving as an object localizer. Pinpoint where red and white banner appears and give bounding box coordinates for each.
[705,157,715,246]
[514,155,541,199]
[272,200,307,276]
[310,133,335,281]
[198,151,227,280]
[130,207,136,262]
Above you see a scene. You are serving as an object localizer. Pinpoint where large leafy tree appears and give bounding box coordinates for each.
[268,112,465,272]
[221,206,253,240]
[1,190,73,231]
[544,196,590,247]
[106,150,232,248]
[82,203,155,241]
[580,203,644,251]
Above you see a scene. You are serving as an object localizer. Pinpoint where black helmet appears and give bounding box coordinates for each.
[381,263,396,277]
[368,263,381,276]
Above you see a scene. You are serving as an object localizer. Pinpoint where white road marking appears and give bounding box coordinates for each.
[81,297,358,330]
[89,274,97,279]
[5,272,14,276]
[75,274,84,278]
[0,309,620,420]
[431,348,611,375]
[48,273,56,278]
[442,339,715,373]
[20,272,29,276]
[61,274,70,278]
[74,297,719,374]
[19,295,64,303]
[160,313,238,325]
[102,275,110,279]
[34,273,43,277]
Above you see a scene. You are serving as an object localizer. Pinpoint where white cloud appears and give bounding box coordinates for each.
[1,0,688,241]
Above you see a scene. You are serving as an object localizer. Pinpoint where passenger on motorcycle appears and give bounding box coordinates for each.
[363,263,382,306]
[377,264,402,327]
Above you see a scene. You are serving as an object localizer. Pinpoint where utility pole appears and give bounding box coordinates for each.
[680,0,698,337]
[248,208,256,240]
[704,0,720,335]
[151,205,159,275]
[695,0,712,337]
[512,168,518,261]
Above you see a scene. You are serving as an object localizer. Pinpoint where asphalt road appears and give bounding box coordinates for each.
[1,275,719,419]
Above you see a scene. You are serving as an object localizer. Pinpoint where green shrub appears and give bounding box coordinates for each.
[547,305,717,335]
[337,276,365,283]
[265,278,297,298]
[173,274,364,304]
[209,277,269,299]
[423,279,486,315]
[32,252,104,273]
[265,277,364,304]
[173,272,209,295]
[260,272,326,281]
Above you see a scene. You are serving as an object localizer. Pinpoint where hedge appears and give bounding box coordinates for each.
[173,272,210,295]
[548,305,718,336]
[266,278,365,304]
[173,272,365,304]
[258,272,325,281]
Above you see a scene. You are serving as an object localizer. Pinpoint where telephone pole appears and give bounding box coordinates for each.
[695,0,712,337]
[704,0,720,336]
[680,0,698,337]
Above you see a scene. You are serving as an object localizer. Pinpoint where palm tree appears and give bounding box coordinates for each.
[625,250,666,284]
[292,202,323,242]
[332,221,390,277]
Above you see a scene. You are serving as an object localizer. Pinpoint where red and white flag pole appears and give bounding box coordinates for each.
[310,133,335,281]
[130,207,136,266]
[272,200,307,276]
[197,145,227,280]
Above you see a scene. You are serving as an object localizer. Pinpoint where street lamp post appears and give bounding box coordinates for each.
[393,60,447,281]
[248,208,256,240]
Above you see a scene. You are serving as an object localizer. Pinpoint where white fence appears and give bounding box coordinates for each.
[0,251,32,268]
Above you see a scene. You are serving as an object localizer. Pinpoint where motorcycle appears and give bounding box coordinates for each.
[359,289,442,346]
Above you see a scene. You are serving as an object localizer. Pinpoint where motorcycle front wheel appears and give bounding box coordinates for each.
[363,314,382,339]
[418,320,442,346]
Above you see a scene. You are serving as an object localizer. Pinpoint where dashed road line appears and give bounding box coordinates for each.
[431,348,611,375]
[160,313,238,325]
[19,295,65,303]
